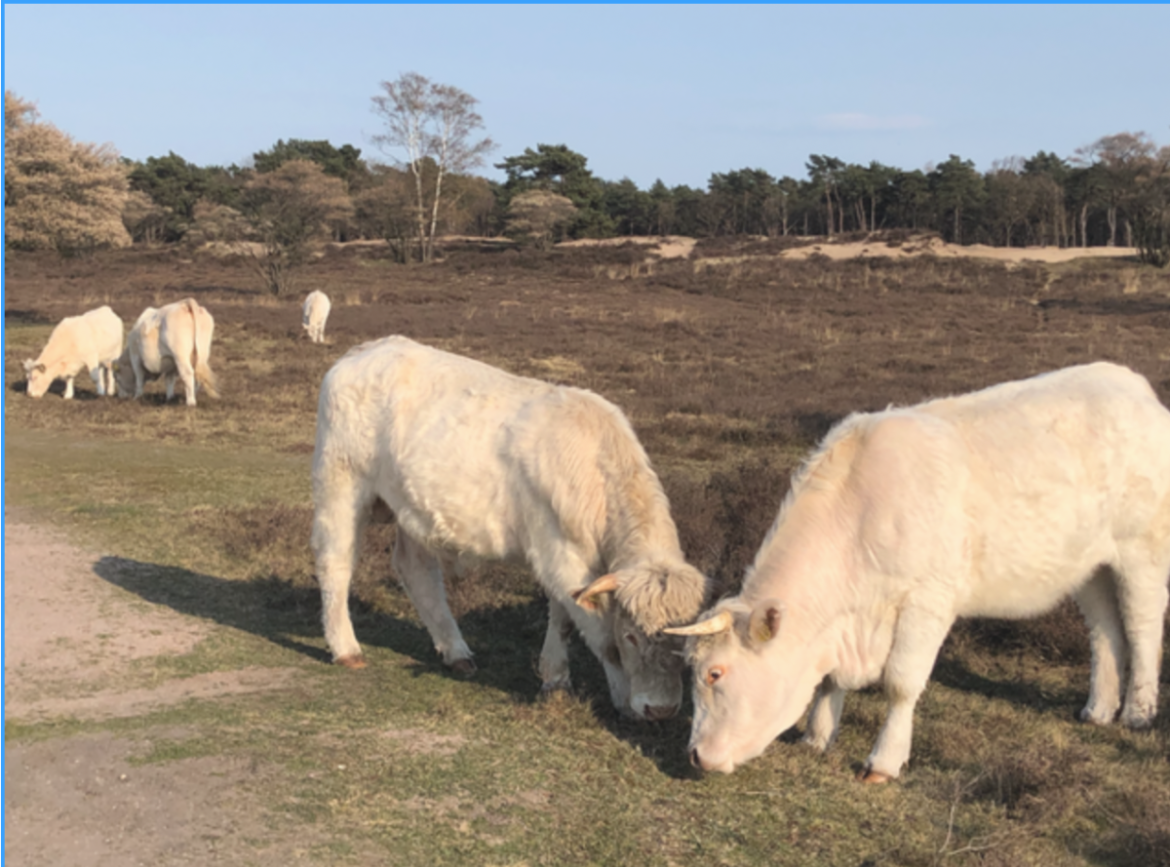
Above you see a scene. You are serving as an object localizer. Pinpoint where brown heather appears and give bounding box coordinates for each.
[6,238,1170,866]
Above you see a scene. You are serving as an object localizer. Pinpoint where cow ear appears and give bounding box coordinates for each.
[748,599,783,645]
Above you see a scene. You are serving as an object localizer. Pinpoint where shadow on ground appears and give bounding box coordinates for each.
[931,655,1087,721]
[91,554,697,777]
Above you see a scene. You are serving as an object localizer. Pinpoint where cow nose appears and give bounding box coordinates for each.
[690,747,701,768]
[643,704,679,721]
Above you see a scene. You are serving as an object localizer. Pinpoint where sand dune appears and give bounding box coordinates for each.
[556,234,1139,265]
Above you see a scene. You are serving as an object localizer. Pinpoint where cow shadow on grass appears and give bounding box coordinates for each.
[92,555,542,680]
[929,654,1087,721]
[91,555,697,778]
[8,379,105,400]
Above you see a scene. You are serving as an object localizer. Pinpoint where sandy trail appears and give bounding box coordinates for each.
[4,517,209,713]
[3,516,309,866]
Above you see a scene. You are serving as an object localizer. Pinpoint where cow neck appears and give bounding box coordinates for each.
[600,454,682,573]
[743,482,856,634]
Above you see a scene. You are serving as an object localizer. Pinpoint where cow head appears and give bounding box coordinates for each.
[23,360,50,398]
[574,561,710,721]
[112,356,136,398]
[665,597,828,773]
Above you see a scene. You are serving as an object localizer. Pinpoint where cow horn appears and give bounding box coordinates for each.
[663,609,735,637]
[572,573,620,608]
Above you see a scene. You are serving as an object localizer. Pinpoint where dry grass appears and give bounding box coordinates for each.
[6,241,1170,865]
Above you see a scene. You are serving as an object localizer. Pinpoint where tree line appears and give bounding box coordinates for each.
[6,76,1170,290]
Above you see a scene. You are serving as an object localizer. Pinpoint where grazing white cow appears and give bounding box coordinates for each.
[302,290,331,344]
[115,298,218,406]
[23,305,123,399]
[668,363,1170,781]
[311,335,710,720]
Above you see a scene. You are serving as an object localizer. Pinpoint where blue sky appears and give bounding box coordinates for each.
[4,4,1168,188]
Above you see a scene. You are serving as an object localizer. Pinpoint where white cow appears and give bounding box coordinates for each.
[115,298,218,406]
[302,290,331,344]
[669,363,1170,781]
[311,335,710,720]
[23,305,123,399]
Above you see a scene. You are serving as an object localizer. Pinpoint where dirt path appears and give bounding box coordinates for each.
[3,516,315,866]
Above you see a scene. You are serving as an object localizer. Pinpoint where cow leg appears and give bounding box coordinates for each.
[1074,568,1127,725]
[132,357,147,399]
[1114,545,1170,728]
[803,676,845,752]
[63,375,75,400]
[555,563,632,714]
[103,363,116,397]
[539,597,575,693]
[311,478,370,667]
[571,601,632,714]
[863,606,953,782]
[89,365,106,396]
[392,530,475,673]
[175,358,198,406]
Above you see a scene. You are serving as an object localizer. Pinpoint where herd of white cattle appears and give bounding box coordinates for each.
[22,289,1170,783]
[23,290,333,405]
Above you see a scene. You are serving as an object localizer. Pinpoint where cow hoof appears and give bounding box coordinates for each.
[857,768,892,785]
[1079,706,1113,726]
[801,733,833,753]
[1122,714,1154,731]
[449,658,477,677]
[540,678,572,696]
[334,655,367,669]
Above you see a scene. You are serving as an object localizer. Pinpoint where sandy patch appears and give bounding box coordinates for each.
[200,240,268,258]
[779,235,1140,265]
[3,515,296,721]
[4,517,208,693]
[3,516,327,864]
[4,731,362,866]
[10,666,301,723]
[556,235,697,259]
[559,233,1139,267]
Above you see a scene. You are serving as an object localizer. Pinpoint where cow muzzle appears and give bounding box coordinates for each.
[689,746,735,774]
[641,703,680,721]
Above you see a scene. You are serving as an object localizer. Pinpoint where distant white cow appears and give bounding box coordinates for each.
[302,290,331,344]
[311,336,710,720]
[24,305,123,399]
[115,298,218,406]
[669,363,1170,781]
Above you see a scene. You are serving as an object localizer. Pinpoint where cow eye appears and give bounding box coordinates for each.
[705,666,725,686]
[624,631,639,648]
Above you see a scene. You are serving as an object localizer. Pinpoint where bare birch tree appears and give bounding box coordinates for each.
[370,72,494,263]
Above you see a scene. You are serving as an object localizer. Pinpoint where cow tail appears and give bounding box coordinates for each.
[186,299,220,399]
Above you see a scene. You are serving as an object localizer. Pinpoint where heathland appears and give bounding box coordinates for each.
[5,237,1170,866]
